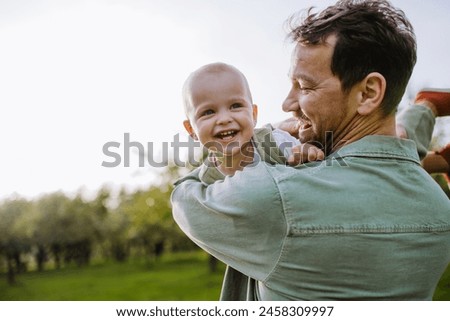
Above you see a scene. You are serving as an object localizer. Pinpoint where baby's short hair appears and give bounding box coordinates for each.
[182,62,253,118]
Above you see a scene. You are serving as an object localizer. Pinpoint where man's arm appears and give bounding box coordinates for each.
[171,163,287,281]
[396,104,436,160]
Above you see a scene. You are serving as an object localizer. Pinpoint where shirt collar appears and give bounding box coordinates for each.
[329,135,421,165]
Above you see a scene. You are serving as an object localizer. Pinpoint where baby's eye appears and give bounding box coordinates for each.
[200,109,215,117]
[230,103,243,109]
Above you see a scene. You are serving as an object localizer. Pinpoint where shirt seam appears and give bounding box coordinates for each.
[333,153,421,165]
[260,163,290,284]
[290,224,450,235]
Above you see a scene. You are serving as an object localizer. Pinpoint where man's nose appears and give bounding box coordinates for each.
[282,87,299,112]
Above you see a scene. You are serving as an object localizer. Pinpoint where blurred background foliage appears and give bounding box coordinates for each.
[0,164,216,296]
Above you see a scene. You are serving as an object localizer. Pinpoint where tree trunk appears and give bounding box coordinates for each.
[35,245,47,272]
[208,255,218,273]
[51,244,62,269]
[7,258,16,285]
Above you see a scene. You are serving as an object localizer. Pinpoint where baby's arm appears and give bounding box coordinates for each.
[271,128,324,165]
[198,155,226,185]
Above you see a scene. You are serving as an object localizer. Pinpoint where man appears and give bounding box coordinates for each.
[171,0,450,300]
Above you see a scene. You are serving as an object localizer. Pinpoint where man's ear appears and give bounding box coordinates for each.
[356,72,386,116]
[183,120,198,140]
[252,104,258,126]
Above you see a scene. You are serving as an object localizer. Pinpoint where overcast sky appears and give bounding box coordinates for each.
[1,0,450,200]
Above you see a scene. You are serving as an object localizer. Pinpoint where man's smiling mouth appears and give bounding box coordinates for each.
[296,110,312,130]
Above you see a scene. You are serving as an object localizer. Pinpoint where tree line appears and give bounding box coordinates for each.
[1,160,449,286]
[0,165,197,285]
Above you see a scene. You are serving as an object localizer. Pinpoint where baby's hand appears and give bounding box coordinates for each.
[287,143,325,165]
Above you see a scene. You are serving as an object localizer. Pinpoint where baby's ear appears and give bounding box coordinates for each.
[183,120,198,140]
[252,104,258,126]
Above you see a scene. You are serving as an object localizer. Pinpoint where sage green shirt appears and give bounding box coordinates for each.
[172,107,450,300]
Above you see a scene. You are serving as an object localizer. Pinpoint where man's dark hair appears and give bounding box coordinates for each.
[286,0,417,115]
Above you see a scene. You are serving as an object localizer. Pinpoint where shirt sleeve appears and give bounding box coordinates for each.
[271,129,300,159]
[396,104,435,160]
[171,162,287,281]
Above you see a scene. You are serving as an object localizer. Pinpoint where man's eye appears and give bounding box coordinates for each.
[296,81,312,92]
[298,84,312,92]
[230,103,243,109]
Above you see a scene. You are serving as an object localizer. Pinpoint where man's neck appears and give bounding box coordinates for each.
[328,112,397,154]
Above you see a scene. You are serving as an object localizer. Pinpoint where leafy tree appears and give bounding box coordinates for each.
[33,192,71,269]
[32,192,97,269]
[116,163,196,260]
[62,195,96,266]
[105,188,132,262]
[0,197,32,284]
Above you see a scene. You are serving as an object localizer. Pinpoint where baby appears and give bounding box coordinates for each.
[182,62,323,180]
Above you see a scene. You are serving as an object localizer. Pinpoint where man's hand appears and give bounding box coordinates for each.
[287,143,325,165]
[273,117,301,139]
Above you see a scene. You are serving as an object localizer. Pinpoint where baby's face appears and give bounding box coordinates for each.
[184,69,257,156]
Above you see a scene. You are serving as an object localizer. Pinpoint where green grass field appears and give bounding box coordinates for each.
[1,251,449,300]
[0,251,225,300]
[433,264,450,301]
